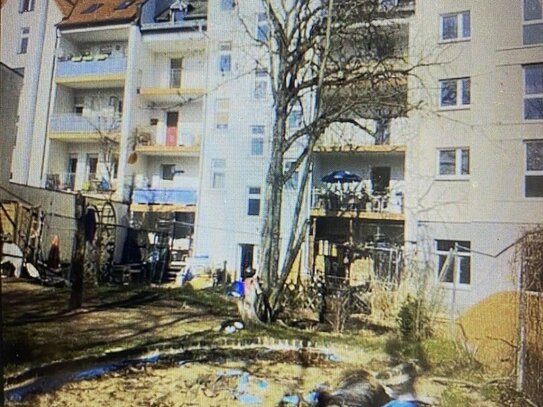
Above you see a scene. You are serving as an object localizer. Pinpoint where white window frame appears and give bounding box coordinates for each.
[435,240,472,288]
[439,77,471,109]
[250,126,265,156]
[211,159,226,189]
[436,148,470,180]
[254,67,268,100]
[284,160,300,190]
[439,11,470,42]
[525,140,543,198]
[18,27,30,54]
[247,186,261,216]
[215,98,230,130]
[288,109,303,129]
[523,64,543,121]
[219,41,232,74]
[19,0,35,13]
[523,0,543,45]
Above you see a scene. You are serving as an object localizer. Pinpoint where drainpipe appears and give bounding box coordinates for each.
[39,28,61,185]
[11,0,49,185]
[116,24,141,202]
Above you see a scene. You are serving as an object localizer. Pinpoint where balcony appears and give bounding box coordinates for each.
[310,185,405,221]
[45,172,116,194]
[131,174,198,212]
[48,114,121,142]
[134,125,201,157]
[55,56,126,88]
[139,68,206,102]
[315,121,407,153]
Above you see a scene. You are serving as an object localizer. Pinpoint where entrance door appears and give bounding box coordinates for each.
[240,244,254,278]
[166,111,179,146]
[66,155,78,190]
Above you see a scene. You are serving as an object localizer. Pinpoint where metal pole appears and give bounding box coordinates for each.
[1,217,5,406]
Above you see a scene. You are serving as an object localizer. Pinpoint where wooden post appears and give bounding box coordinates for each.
[69,194,86,310]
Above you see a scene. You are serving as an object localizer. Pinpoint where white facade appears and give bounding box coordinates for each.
[6,0,543,313]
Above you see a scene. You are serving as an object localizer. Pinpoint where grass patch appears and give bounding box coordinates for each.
[440,386,473,406]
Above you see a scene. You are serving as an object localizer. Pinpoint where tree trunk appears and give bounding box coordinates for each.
[69,194,86,310]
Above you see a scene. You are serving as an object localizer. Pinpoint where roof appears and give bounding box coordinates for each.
[57,0,143,28]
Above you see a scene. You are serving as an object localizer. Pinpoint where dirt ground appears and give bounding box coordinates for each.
[1,279,525,406]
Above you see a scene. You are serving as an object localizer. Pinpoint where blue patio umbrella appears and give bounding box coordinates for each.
[321,170,362,183]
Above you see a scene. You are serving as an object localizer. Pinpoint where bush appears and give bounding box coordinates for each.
[397,295,432,341]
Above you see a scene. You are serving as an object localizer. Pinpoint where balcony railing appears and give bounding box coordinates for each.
[311,186,404,214]
[56,56,127,78]
[45,172,76,191]
[49,113,122,134]
[132,188,197,206]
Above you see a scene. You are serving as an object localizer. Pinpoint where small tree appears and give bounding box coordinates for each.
[235,0,421,322]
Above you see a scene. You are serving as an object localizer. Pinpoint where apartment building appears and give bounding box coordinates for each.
[4,0,541,313]
[409,0,543,313]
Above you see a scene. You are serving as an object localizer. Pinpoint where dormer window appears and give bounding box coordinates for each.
[114,0,133,10]
[81,3,103,14]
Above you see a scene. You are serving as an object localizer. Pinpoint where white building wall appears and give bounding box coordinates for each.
[409,0,543,312]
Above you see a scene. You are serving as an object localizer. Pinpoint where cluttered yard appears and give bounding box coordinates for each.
[1,279,532,407]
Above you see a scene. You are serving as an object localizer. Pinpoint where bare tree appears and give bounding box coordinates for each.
[235,0,421,322]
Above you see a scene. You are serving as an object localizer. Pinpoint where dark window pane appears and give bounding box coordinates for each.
[441,15,457,40]
[459,256,471,284]
[525,65,543,94]
[440,80,457,106]
[461,149,470,175]
[526,176,543,197]
[523,24,543,45]
[525,98,543,120]
[439,150,456,175]
[524,0,542,21]
[248,187,261,194]
[527,142,543,171]
[438,255,454,282]
[219,55,231,72]
[462,78,471,105]
[437,240,470,252]
[162,164,175,180]
[248,198,260,215]
[220,0,234,10]
[462,12,470,37]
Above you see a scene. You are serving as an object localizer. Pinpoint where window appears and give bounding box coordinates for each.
[18,0,34,12]
[524,0,543,45]
[211,159,226,189]
[436,240,471,285]
[525,141,543,197]
[247,187,261,216]
[375,119,390,145]
[215,98,230,130]
[254,68,268,99]
[161,164,175,181]
[524,64,543,120]
[219,42,232,73]
[285,161,299,190]
[439,78,470,108]
[379,0,398,11]
[81,3,103,14]
[437,148,469,178]
[288,110,302,129]
[256,13,269,42]
[440,11,470,42]
[114,0,133,10]
[18,27,30,54]
[251,126,265,156]
[220,0,235,10]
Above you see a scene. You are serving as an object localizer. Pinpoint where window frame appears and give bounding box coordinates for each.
[523,64,543,121]
[220,0,235,11]
[256,13,269,42]
[218,41,232,74]
[439,11,471,43]
[161,164,176,181]
[439,77,471,109]
[284,160,300,191]
[18,27,30,54]
[211,159,226,189]
[19,0,35,13]
[523,0,543,45]
[250,126,265,157]
[435,239,472,288]
[247,186,261,216]
[436,147,470,180]
[525,140,543,198]
[254,67,268,100]
[215,98,230,130]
